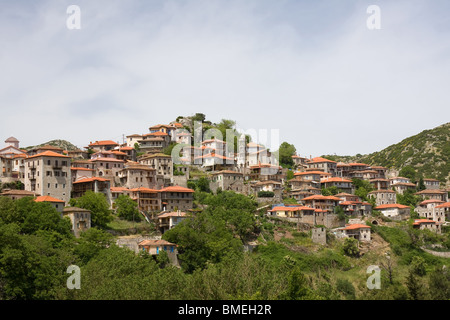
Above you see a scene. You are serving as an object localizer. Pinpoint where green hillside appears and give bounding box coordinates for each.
[24,139,80,151]
[323,122,450,185]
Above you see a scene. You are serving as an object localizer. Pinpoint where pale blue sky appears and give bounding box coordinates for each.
[1,0,449,156]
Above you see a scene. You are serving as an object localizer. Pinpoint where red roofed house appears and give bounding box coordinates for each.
[320,177,354,194]
[414,189,448,202]
[156,210,188,233]
[90,157,125,185]
[337,224,371,242]
[301,195,343,228]
[423,178,440,190]
[35,195,65,213]
[268,206,315,218]
[87,140,119,152]
[412,219,441,234]
[71,177,112,206]
[118,163,157,190]
[435,202,450,222]
[71,167,95,183]
[24,151,72,204]
[138,239,179,266]
[63,207,91,238]
[306,157,337,176]
[415,199,446,223]
[159,185,195,212]
[128,187,160,213]
[368,189,396,206]
[374,204,410,220]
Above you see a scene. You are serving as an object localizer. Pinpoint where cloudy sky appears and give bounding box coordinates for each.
[1,0,449,156]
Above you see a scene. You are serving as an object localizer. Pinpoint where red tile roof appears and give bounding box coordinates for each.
[413,219,436,225]
[294,171,331,176]
[71,167,94,171]
[343,224,371,230]
[88,140,119,146]
[73,177,110,184]
[27,151,70,159]
[302,195,341,201]
[158,211,188,218]
[269,206,314,212]
[160,186,195,193]
[321,177,353,183]
[375,204,410,210]
[436,202,450,209]
[307,157,337,164]
[35,195,65,203]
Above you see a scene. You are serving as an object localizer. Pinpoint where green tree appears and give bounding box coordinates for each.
[399,166,417,183]
[276,142,296,168]
[69,191,113,229]
[115,194,141,222]
[410,256,427,277]
[428,266,450,300]
[196,177,211,193]
[342,238,359,257]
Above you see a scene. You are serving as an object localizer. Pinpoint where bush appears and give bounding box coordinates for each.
[258,191,274,198]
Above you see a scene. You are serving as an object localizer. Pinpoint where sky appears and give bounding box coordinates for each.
[0,0,449,157]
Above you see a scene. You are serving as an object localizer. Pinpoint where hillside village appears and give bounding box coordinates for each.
[0,115,449,272]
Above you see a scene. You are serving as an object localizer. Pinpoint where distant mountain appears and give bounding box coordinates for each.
[323,122,450,185]
[24,139,80,151]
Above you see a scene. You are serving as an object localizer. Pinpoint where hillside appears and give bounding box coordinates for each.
[24,139,80,151]
[323,122,450,185]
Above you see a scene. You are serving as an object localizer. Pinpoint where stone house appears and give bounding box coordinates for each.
[435,202,450,222]
[288,176,319,191]
[423,178,440,190]
[267,205,315,218]
[194,152,235,171]
[71,177,112,206]
[301,195,341,212]
[126,134,143,148]
[128,187,160,213]
[306,157,337,176]
[35,195,65,213]
[138,153,173,184]
[0,189,39,200]
[391,182,417,195]
[412,219,441,234]
[71,167,95,183]
[368,189,396,206]
[337,224,371,242]
[63,207,91,238]
[374,203,410,220]
[414,189,448,202]
[249,164,285,182]
[210,170,244,193]
[90,157,125,185]
[24,151,72,204]
[87,140,119,152]
[159,185,195,212]
[320,177,354,194]
[369,179,390,191]
[156,211,188,233]
[118,163,157,190]
[415,199,446,223]
[138,239,179,266]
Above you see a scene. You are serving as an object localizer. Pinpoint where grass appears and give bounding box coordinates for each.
[106,215,156,235]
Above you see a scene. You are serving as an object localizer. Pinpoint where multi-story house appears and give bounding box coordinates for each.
[24,151,72,204]
[87,140,119,152]
[369,178,390,191]
[118,163,157,190]
[320,177,354,194]
[415,199,446,223]
[128,187,160,213]
[414,189,448,202]
[71,177,112,205]
[374,203,410,220]
[90,157,125,185]
[159,185,194,212]
[210,170,244,193]
[306,157,337,177]
[126,134,143,148]
[368,189,396,206]
[423,178,440,190]
[138,153,173,184]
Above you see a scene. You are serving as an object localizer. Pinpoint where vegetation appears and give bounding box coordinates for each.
[69,191,113,229]
[323,122,450,185]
